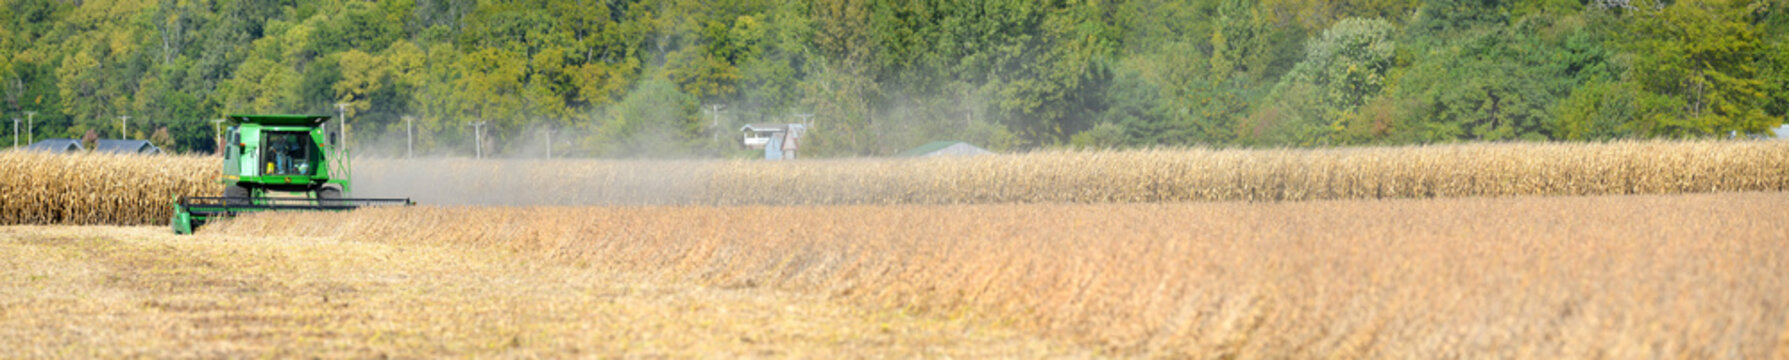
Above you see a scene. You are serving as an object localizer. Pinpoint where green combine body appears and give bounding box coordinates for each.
[220,114,348,196]
[172,114,411,234]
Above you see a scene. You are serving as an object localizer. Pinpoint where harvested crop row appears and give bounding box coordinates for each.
[0,152,215,225]
[208,192,1789,357]
[358,140,1789,205]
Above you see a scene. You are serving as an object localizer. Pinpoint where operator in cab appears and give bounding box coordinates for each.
[264,133,309,175]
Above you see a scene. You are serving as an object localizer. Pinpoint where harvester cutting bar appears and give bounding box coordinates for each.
[172,196,412,234]
[181,196,412,212]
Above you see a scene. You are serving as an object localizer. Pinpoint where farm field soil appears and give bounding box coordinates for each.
[0,226,1083,358]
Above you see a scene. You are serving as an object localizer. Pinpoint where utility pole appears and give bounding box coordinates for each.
[119,115,130,139]
[705,104,725,144]
[211,119,225,155]
[334,102,349,151]
[542,126,555,159]
[23,111,35,145]
[11,118,18,148]
[468,121,487,159]
[403,115,414,159]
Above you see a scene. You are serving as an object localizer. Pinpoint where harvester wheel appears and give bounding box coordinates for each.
[223,185,250,206]
[317,187,342,206]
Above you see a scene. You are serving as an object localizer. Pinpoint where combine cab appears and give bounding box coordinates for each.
[172,114,411,234]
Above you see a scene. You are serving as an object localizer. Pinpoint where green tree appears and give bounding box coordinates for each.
[1623,0,1777,137]
[1550,80,1639,140]
[7,0,1785,155]
[737,2,816,116]
[333,49,385,118]
[803,0,880,155]
[588,76,700,157]
[1386,11,1610,143]
[1255,17,1397,145]
[449,47,527,148]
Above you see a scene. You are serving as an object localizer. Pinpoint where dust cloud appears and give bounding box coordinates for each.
[350,157,722,206]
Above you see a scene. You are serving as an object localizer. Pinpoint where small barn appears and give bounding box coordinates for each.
[94,139,163,155]
[740,124,787,150]
[741,123,805,160]
[898,141,992,157]
[24,139,85,153]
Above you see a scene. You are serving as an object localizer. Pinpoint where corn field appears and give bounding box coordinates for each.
[6,140,1789,225]
[209,192,1789,357]
[0,152,214,225]
[359,140,1789,205]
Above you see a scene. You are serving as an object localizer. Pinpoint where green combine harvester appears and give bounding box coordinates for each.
[172,114,411,234]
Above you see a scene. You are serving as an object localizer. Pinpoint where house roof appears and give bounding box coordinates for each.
[94,139,162,155]
[24,139,85,153]
[897,141,991,157]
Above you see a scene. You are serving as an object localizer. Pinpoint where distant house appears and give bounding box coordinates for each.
[897,141,992,157]
[93,139,162,155]
[23,139,85,153]
[740,124,785,150]
[1734,125,1789,140]
[741,123,805,160]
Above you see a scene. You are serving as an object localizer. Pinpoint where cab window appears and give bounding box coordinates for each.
[261,131,314,176]
[225,127,239,160]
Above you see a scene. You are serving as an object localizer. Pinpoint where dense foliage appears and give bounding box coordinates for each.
[2,0,1784,156]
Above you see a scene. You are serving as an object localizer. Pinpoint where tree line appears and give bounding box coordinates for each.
[2,0,1784,157]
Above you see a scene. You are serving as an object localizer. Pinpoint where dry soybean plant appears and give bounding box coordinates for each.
[0,151,216,225]
[211,192,1789,358]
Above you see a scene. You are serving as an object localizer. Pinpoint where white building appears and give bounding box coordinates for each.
[741,123,806,160]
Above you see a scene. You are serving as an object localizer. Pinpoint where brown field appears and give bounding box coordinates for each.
[7,140,1789,226]
[186,192,1788,358]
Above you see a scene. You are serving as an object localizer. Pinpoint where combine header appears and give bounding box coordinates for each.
[172,114,411,234]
